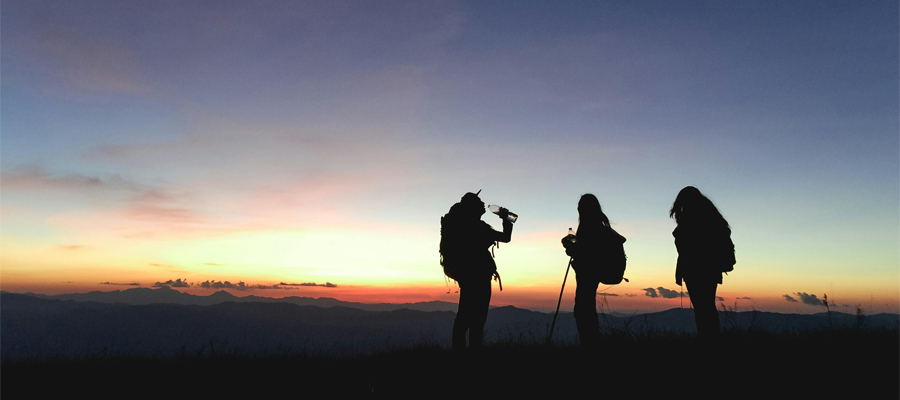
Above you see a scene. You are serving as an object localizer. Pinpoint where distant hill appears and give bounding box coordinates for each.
[2,292,897,360]
[6,287,460,312]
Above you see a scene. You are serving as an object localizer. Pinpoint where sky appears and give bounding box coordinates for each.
[2,0,898,314]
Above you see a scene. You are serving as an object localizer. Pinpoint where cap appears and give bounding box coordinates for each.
[460,190,482,205]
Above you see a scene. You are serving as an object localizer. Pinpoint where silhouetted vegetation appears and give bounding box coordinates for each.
[3,327,896,398]
[4,292,898,397]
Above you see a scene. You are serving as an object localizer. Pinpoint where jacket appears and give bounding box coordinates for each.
[441,216,512,281]
[565,226,626,280]
[673,223,735,285]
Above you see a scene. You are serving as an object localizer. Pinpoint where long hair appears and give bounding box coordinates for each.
[577,194,610,236]
[669,186,728,227]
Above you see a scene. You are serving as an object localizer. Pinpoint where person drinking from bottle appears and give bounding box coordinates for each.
[439,191,513,353]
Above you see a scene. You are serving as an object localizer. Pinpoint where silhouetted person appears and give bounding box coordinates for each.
[670,186,735,339]
[561,194,626,346]
[441,192,512,353]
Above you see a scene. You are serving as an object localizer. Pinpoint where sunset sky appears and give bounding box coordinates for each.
[2,1,897,314]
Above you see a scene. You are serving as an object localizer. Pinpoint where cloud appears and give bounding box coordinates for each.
[624,293,637,297]
[737,296,753,300]
[120,189,212,232]
[100,282,140,286]
[716,296,724,302]
[656,287,683,299]
[2,165,138,192]
[280,282,338,288]
[127,205,200,223]
[190,280,330,290]
[7,165,228,240]
[200,280,248,291]
[252,284,298,290]
[148,263,189,273]
[597,293,618,297]
[55,244,86,250]
[783,294,798,303]
[642,288,658,298]
[153,279,190,288]
[795,292,824,306]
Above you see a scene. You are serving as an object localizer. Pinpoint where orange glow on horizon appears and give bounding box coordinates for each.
[3,280,896,315]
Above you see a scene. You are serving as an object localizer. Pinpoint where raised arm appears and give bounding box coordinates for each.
[494,219,513,243]
[491,207,513,243]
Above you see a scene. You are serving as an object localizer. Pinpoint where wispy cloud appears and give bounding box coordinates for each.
[783,292,825,305]
[794,292,824,306]
[253,284,298,290]
[55,244,86,250]
[149,263,184,269]
[2,165,137,192]
[5,164,237,239]
[642,287,685,299]
[100,282,141,286]
[200,280,248,291]
[656,287,684,299]
[150,279,308,291]
[196,280,307,290]
[148,263,190,274]
[153,279,190,288]
[126,205,205,224]
[280,282,338,288]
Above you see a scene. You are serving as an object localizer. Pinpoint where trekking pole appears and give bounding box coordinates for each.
[547,257,573,345]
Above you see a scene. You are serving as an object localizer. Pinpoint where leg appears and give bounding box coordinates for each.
[686,277,720,339]
[574,273,600,345]
[466,278,492,349]
[453,279,473,352]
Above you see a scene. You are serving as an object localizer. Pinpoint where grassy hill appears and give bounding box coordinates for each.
[3,328,897,398]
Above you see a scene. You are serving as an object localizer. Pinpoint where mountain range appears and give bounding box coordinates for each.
[2,289,897,360]
[13,286,462,312]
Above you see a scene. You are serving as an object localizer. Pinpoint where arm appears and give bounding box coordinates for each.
[561,235,577,257]
[673,229,683,286]
[491,207,513,243]
[493,219,513,243]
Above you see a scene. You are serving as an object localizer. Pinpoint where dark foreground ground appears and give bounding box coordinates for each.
[3,329,897,398]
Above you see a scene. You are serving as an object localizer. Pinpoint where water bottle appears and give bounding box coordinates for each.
[487,204,518,223]
[566,228,576,244]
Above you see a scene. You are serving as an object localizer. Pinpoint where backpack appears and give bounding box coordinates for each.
[439,213,461,281]
[720,233,736,273]
[440,208,500,282]
[597,230,627,285]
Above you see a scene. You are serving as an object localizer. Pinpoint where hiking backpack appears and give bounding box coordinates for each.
[439,214,460,281]
[597,232,627,285]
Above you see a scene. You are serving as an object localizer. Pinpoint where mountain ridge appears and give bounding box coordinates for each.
[3,287,461,312]
[2,292,897,360]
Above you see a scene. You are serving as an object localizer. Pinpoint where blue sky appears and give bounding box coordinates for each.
[2,0,897,312]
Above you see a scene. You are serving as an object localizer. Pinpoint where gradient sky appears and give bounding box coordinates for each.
[2,0,898,314]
